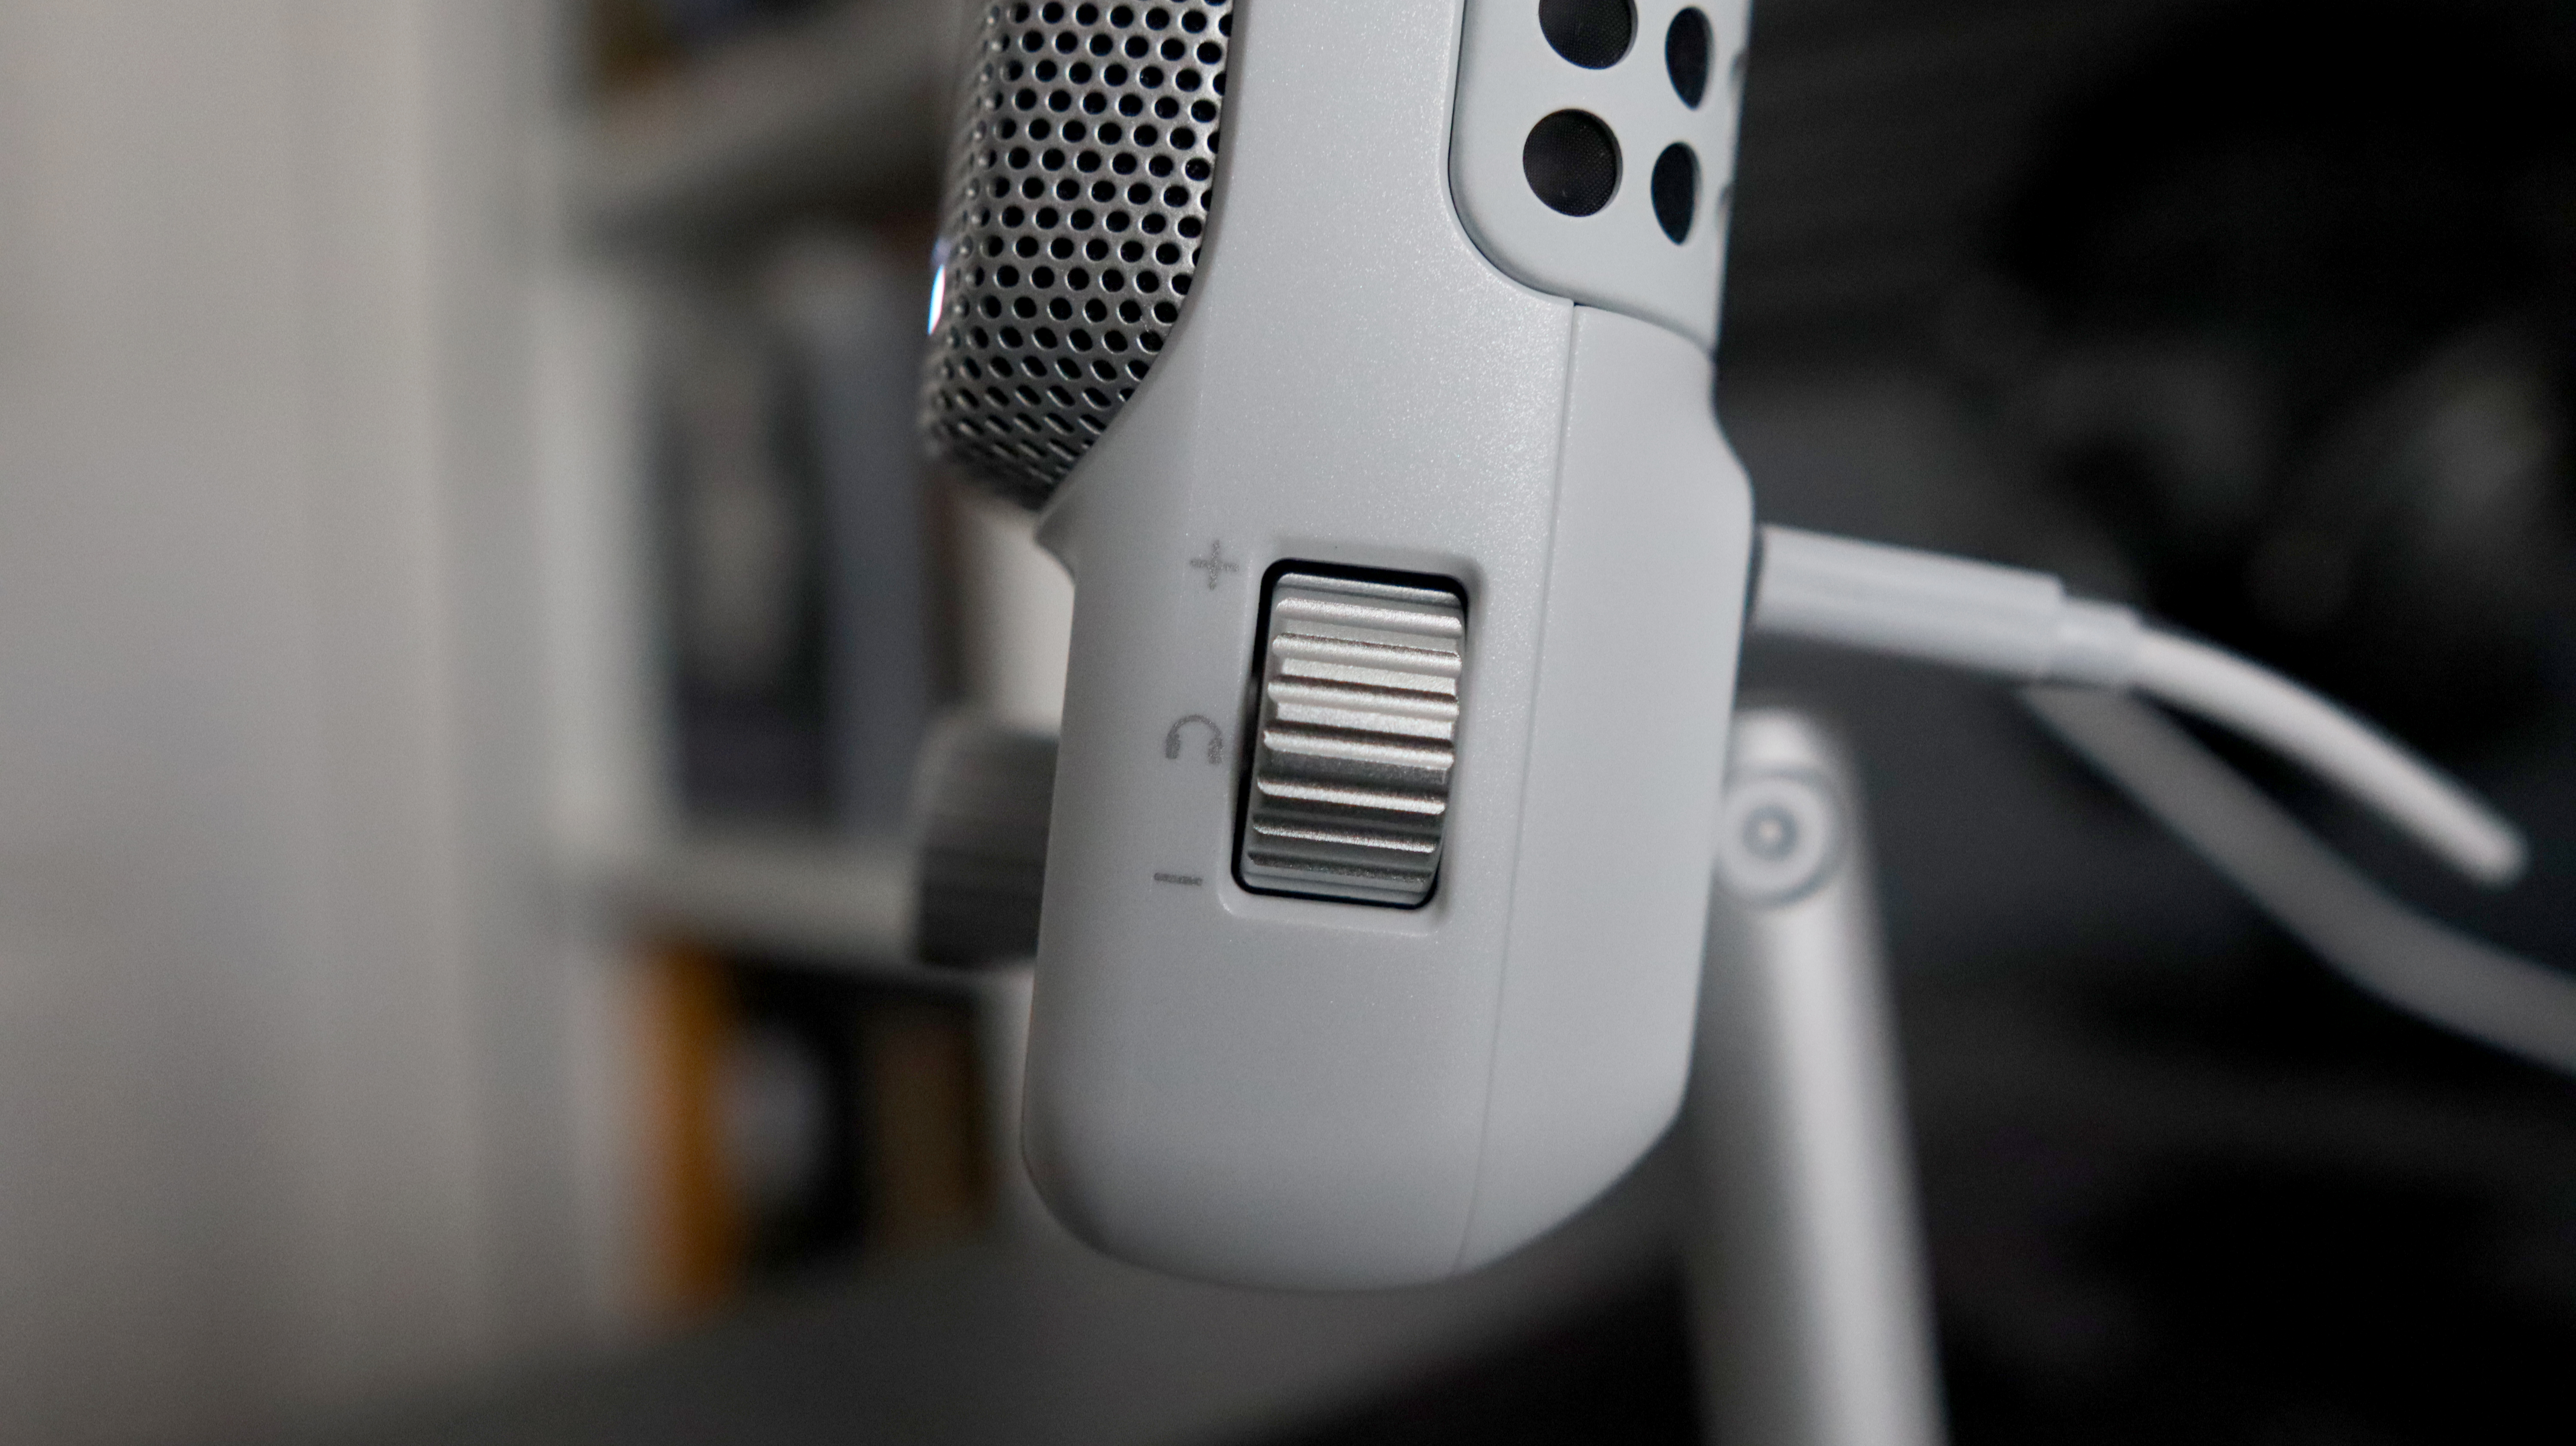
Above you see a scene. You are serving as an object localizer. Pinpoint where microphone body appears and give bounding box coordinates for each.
[927,0,1753,1288]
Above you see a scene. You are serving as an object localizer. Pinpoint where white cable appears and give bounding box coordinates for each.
[2023,686,2576,1078]
[1749,526,2141,685]
[1750,524,2527,887]
[2125,631,2524,885]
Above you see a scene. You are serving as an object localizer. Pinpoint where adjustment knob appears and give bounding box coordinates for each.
[1238,573,1466,908]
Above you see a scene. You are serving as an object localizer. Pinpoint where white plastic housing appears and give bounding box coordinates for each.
[1018,0,1754,1288]
[1452,0,1751,350]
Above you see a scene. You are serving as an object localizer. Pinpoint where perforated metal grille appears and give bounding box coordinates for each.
[920,0,1233,509]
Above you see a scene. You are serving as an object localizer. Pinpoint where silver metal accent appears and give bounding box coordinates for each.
[1713,767,1845,905]
[920,0,1235,509]
[1689,705,1947,1446]
[1239,574,1465,907]
[911,714,1057,966]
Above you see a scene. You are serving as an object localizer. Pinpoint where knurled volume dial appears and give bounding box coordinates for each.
[1238,573,1466,908]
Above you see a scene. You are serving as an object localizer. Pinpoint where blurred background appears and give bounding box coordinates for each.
[0,0,2572,1442]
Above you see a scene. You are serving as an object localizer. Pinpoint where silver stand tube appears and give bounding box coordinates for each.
[1684,704,1947,1446]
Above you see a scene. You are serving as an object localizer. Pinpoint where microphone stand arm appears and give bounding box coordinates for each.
[1685,701,1948,1446]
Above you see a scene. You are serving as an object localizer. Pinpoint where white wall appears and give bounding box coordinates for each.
[0,3,620,1441]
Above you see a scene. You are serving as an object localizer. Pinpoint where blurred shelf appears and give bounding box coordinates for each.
[592,832,933,973]
[572,0,965,248]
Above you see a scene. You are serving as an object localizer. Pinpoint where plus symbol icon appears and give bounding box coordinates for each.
[1187,539,1241,591]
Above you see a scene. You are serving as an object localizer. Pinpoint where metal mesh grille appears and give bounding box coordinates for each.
[920,0,1234,509]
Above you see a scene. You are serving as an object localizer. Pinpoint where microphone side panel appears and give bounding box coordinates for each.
[1022,0,1579,1288]
[1019,0,1758,1288]
[1462,304,1752,1267]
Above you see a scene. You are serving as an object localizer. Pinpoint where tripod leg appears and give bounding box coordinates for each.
[1683,704,1945,1446]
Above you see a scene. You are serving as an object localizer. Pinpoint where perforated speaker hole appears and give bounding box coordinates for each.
[1538,0,1635,70]
[920,0,1233,508]
[1523,109,1621,217]
[1665,7,1711,107]
[1650,142,1696,242]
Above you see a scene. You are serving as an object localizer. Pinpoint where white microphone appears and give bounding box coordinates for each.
[915,0,2546,1297]
[921,0,1757,1288]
